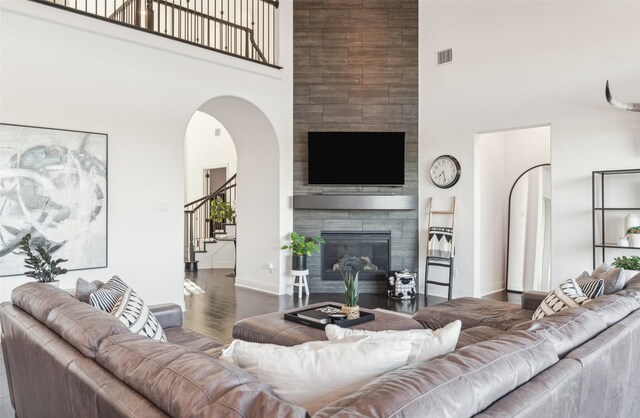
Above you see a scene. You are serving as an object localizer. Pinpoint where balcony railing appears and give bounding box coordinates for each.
[31,0,280,68]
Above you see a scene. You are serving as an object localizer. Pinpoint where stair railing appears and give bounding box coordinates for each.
[31,0,279,68]
[184,174,236,269]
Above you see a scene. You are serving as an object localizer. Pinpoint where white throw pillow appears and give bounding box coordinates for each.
[111,287,167,342]
[220,336,413,415]
[325,320,461,363]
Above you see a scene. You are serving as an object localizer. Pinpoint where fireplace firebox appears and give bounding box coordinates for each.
[320,231,391,281]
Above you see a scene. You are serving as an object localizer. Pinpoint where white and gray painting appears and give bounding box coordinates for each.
[0,124,107,276]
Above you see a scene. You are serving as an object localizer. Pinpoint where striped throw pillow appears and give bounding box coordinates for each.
[89,276,129,311]
[576,277,605,299]
[112,287,167,342]
[532,278,592,320]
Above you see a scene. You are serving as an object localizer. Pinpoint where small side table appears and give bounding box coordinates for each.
[290,269,310,298]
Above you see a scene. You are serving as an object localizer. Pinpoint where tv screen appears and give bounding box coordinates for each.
[307,132,405,186]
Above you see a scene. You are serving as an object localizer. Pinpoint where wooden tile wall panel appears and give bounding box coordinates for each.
[293,0,419,292]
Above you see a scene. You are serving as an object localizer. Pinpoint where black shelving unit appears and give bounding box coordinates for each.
[592,168,640,268]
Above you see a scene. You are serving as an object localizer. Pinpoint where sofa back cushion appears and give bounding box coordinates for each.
[313,331,558,418]
[47,301,131,359]
[11,282,77,324]
[617,272,640,301]
[97,333,307,418]
[581,294,640,326]
[510,308,607,357]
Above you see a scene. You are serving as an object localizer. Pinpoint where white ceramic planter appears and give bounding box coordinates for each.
[629,234,640,248]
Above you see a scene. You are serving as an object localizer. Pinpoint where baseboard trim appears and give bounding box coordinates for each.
[234,276,280,295]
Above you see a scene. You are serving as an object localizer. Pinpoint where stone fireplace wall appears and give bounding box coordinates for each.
[293,1,419,293]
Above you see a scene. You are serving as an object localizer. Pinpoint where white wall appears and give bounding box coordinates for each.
[420,1,640,297]
[184,111,237,203]
[0,0,293,304]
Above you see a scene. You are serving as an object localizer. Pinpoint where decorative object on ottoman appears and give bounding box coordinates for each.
[627,226,640,247]
[387,269,417,300]
[341,268,360,319]
[19,233,68,284]
[281,231,325,270]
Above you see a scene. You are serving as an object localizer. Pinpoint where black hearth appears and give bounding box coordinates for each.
[321,231,391,281]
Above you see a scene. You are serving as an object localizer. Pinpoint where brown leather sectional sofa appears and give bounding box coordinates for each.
[2,277,640,417]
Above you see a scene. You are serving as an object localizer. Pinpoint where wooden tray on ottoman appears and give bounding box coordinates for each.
[284,303,375,330]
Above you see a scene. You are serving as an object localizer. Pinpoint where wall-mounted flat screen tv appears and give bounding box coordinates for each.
[307,132,405,186]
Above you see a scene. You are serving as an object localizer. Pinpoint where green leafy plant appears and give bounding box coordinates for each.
[19,233,68,283]
[612,255,640,271]
[627,226,640,235]
[280,231,325,256]
[341,268,359,307]
[209,197,236,225]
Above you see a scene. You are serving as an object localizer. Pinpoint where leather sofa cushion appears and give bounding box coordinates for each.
[475,358,583,417]
[616,272,640,301]
[456,326,504,349]
[412,297,532,331]
[510,308,607,357]
[97,333,307,418]
[149,303,184,328]
[581,294,640,326]
[47,300,132,359]
[11,282,77,324]
[565,310,640,417]
[313,331,558,418]
[164,327,222,352]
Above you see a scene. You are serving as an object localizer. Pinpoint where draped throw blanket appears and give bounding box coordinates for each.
[427,226,453,266]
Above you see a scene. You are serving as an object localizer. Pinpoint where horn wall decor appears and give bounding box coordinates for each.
[605,80,640,113]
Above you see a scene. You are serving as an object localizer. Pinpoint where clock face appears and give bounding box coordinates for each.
[430,155,461,188]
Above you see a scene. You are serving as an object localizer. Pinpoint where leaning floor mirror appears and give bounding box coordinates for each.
[506,164,551,293]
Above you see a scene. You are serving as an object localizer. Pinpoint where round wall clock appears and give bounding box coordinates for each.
[430,155,461,189]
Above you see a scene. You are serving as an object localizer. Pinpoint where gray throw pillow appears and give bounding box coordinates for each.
[591,263,626,295]
[75,278,105,304]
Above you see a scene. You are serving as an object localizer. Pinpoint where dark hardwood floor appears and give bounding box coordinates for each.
[184,268,515,344]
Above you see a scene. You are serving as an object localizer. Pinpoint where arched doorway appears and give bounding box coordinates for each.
[184,96,283,294]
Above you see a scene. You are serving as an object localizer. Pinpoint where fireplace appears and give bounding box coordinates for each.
[320,231,391,281]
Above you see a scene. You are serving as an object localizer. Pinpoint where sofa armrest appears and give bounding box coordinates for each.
[521,291,548,311]
[149,303,183,328]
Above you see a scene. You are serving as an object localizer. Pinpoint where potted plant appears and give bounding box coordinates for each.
[612,255,640,279]
[281,231,324,271]
[627,226,640,248]
[210,197,236,232]
[341,267,360,319]
[19,233,68,285]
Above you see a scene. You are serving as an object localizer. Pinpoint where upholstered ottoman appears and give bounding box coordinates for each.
[412,297,533,331]
[232,302,424,346]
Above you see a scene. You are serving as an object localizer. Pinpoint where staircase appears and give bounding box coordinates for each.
[184,174,237,272]
[32,0,280,67]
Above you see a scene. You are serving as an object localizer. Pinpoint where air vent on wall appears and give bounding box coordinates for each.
[437,48,453,66]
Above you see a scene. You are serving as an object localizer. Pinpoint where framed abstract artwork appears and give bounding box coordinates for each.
[0,123,108,277]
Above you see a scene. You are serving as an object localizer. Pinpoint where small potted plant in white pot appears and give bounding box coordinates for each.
[627,226,640,248]
[341,267,360,319]
[281,231,324,271]
[19,233,68,285]
[612,255,640,280]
